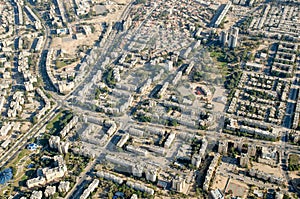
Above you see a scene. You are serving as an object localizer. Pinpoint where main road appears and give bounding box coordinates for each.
[0,3,59,169]
[52,2,136,198]
[0,105,60,168]
[59,0,135,103]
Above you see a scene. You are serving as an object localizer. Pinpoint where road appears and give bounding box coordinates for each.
[51,2,136,198]
[6,0,300,197]
[0,105,59,168]
[62,0,135,102]
[0,1,60,169]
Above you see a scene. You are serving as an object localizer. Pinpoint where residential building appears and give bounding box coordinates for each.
[210,189,225,199]
[172,176,186,193]
[58,181,70,193]
[240,153,249,168]
[218,140,228,154]
[30,191,43,199]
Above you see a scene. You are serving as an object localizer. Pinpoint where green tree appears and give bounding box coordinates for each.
[32,116,37,124]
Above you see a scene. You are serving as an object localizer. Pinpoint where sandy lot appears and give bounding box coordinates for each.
[20,122,31,133]
[252,162,283,178]
[289,171,300,179]
[51,28,100,56]
[215,0,231,4]
[211,174,229,191]
[225,179,249,199]
[51,0,131,56]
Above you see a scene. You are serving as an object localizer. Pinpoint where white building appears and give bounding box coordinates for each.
[30,191,43,199]
[80,179,99,199]
[172,176,186,193]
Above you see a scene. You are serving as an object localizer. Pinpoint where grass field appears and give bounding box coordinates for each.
[289,154,300,171]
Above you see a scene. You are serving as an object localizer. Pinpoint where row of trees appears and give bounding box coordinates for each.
[46,110,73,136]
[225,71,242,100]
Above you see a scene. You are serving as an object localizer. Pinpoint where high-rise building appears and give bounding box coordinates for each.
[132,164,143,177]
[58,142,69,154]
[49,136,60,149]
[248,144,257,157]
[49,136,69,154]
[231,27,239,36]
[229,35,238,49]
[172,176,186,193]
[218,140,228,154]
[191,155,202,168]
[219,31,228,46]
[228,27,239,49]
[240,153,249,168]
[145,168,157,182]
[165,60,173,71]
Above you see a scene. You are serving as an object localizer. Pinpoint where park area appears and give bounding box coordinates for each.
[288,154,300,171]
